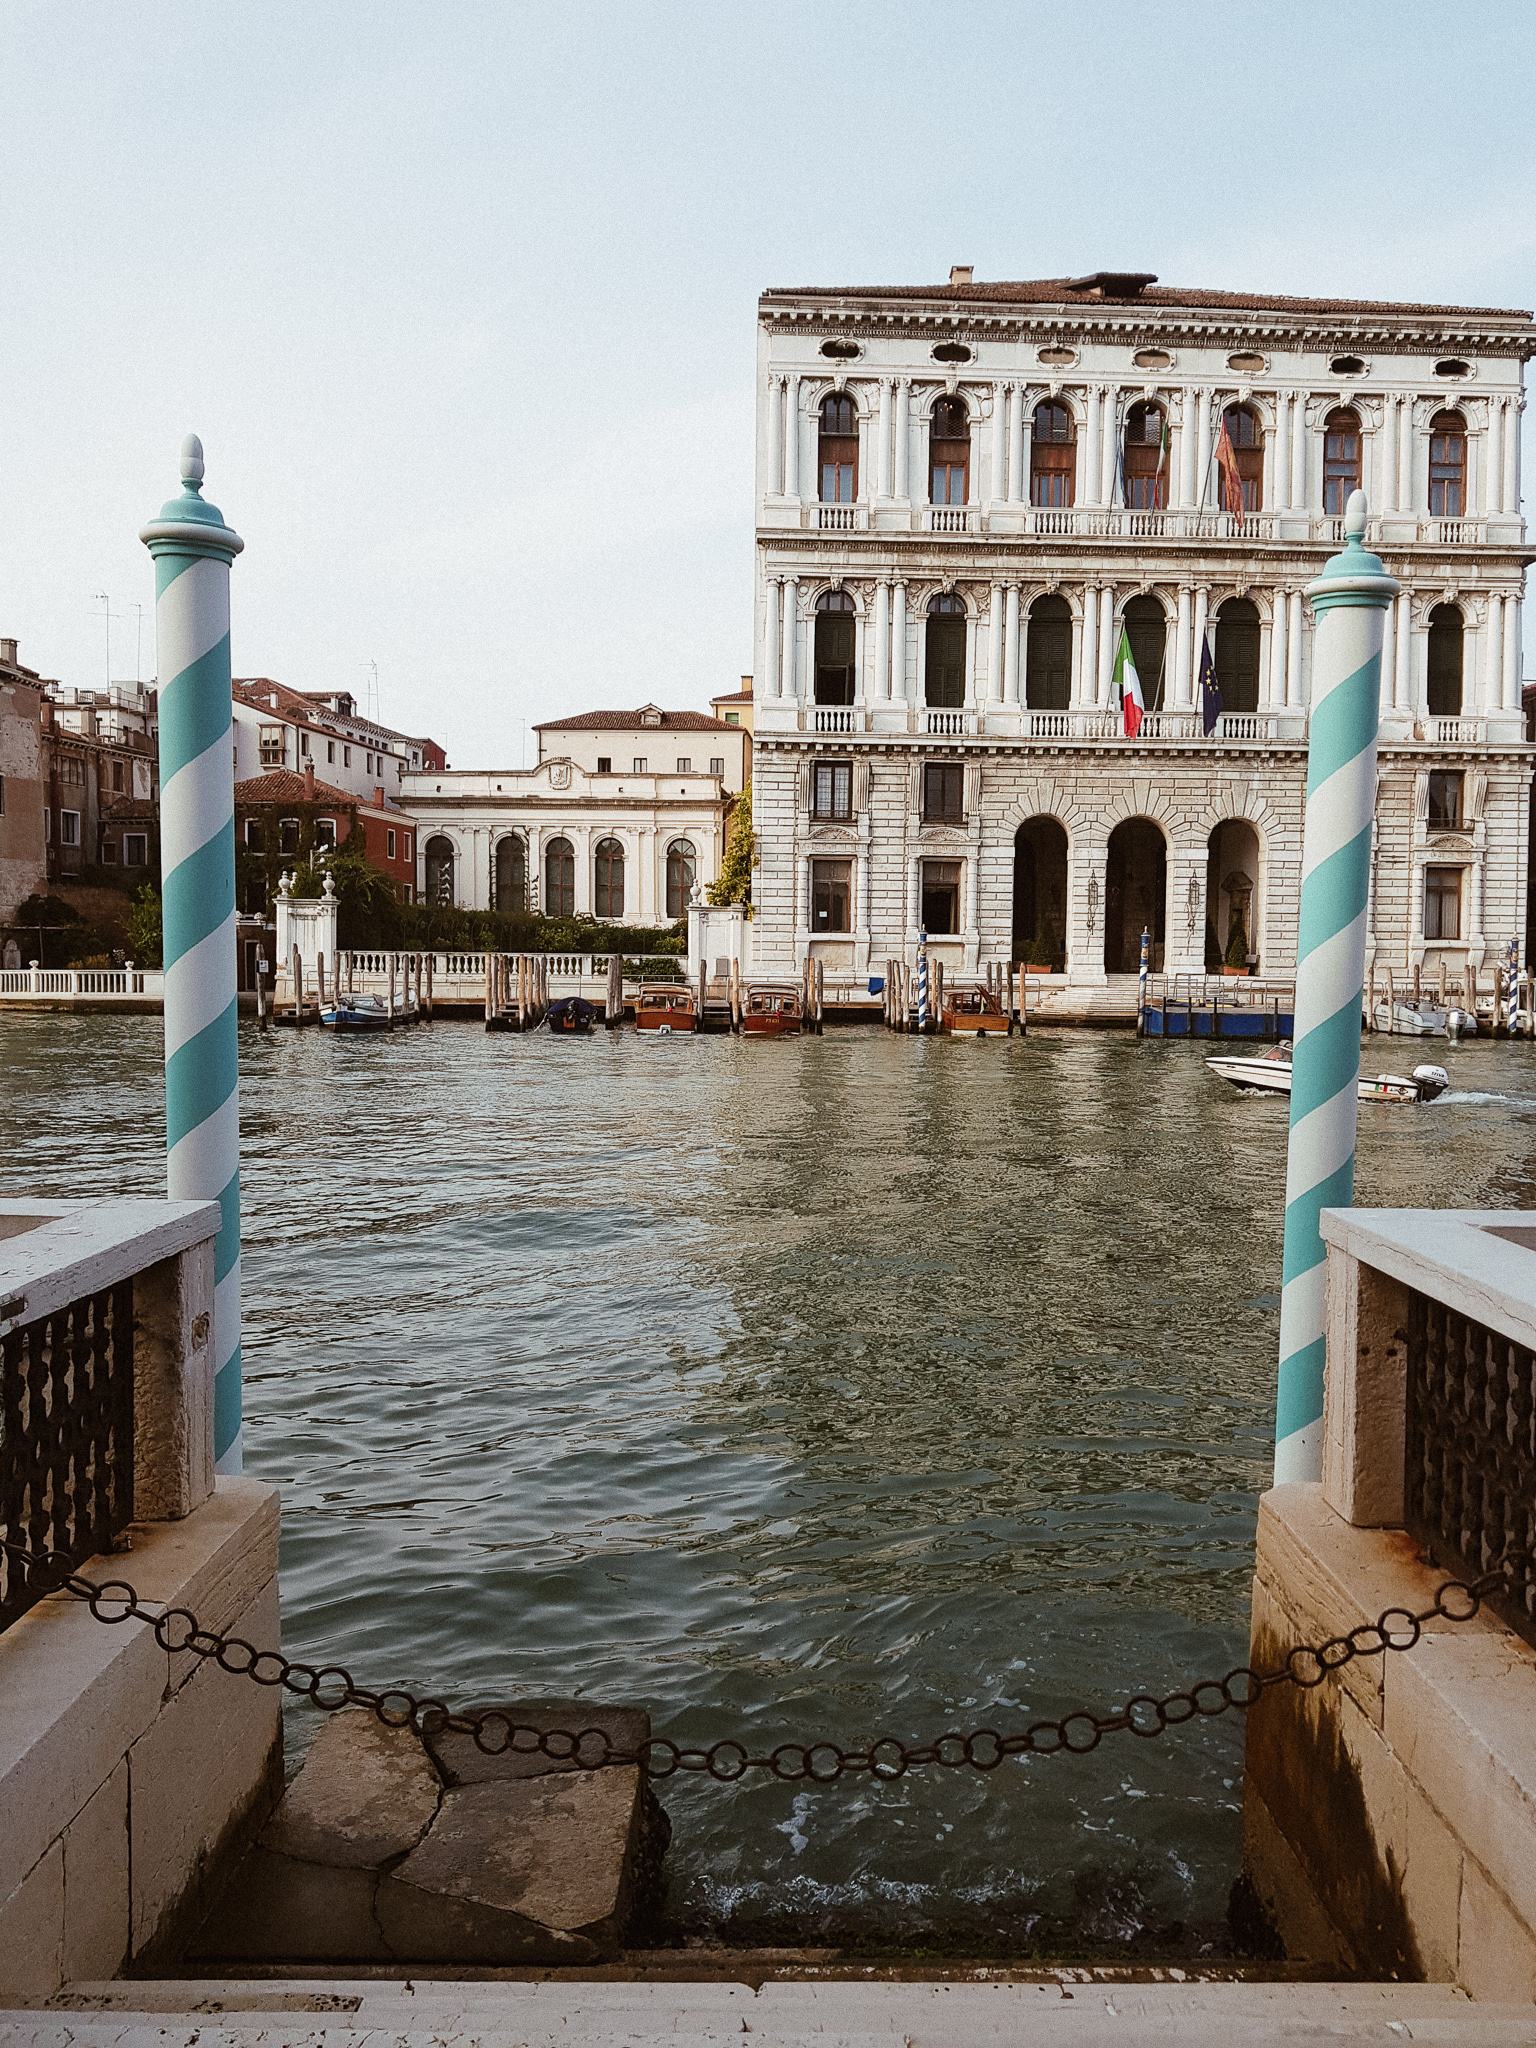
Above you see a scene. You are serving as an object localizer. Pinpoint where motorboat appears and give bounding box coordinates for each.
[1207,1041,1449,1104]
[1371,1000,1446,1037]
[548,996,596,1035]
[635,984,698,1034]
[320,993,392,1033]
[940,984,1014,1036]
[740,984,803,1037]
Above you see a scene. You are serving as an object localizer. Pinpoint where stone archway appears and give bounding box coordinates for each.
[424,834,455,908]
[1206,819,1261,971]
[1013,818,1068,968]
[1104,818,1166,972]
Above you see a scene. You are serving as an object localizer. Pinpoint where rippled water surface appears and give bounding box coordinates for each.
[4,1014,1535,1948]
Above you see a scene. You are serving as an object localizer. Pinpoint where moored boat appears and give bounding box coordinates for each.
[548,996,596,1035]
[320,993,392,1033]
[939,984,1013,1036]
[1207,1041,1449,1103]
[635,984,698,1034]
[740,984,803,1037]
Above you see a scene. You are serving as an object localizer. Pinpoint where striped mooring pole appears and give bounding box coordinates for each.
[1137,925,1150,1034]
[141,436,245,1473]
[1274,489,1398,1485]
[916,931,929,1032]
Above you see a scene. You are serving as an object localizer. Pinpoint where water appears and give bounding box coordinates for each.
[4,1015,1536,1952]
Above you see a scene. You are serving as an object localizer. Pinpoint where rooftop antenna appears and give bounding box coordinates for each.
[94,593,110,690]
[127,601,145,685]
[369,659,380,724]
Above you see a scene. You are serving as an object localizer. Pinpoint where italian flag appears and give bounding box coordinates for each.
[1156,418,1171,506]
[1113,628,1144,737]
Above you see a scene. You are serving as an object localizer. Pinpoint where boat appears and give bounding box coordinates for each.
[320,993,392,1033]
[1372,1000,1447,1037]
[635,984,698,1034]
[740,984,803,1037]
[1207,1041,1449,1104]
[939,984,1014,1036]
[548,996,596,1035]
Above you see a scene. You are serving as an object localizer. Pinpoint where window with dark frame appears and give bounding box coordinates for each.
[811,858,851,932]
[545,836,576,917]
[124,835,147,868]
[923,762,963,823]
[676,756,691,774]
[1122,401,1166,509]
[819,392,858,504]
[813,760,853,820]
[920,859,961,935]
[1031,401,1075,508]
[314,817,337,850]
[60,810,79,846]
[709,755,725,777]
[633,756,647,773]
[279,817,300,856]
[594,837,625,919]
[596,756,611,773]
[1323,408,1362,513]
[1025,594,1072,708]
[666,838,696,919]
[924,594,966,707]
[930,396,969,505]
[387,828,397,858]
[814,589,857,705]
[1427,771,1464,831]
[1427,605,1464,717]
[1429,412,1466,516]
[1424,865,1462,941]
[1221,404,1264,512]
[100,838,117,863]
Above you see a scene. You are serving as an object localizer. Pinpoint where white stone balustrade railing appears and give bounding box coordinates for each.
[0,966,161,1000]
[813,707,856,734]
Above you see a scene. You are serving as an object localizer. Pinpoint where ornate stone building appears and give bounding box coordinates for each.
[748,270,1534,1001]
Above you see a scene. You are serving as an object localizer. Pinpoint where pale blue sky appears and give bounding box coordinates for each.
[2,1,1533,764]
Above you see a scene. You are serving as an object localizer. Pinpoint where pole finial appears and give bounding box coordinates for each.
[180,434,205,489]
[1344,487,1367,541]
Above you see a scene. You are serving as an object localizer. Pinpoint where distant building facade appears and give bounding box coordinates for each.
[748,269,1534,989]
[235,764,418,903]
[232,679,445,805]
[41,681,159,885]
[0,639,46,936]
[534,704,748,794]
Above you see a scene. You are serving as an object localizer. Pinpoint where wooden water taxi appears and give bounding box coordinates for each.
[740,984,803,1037]
[939,984,1014,1037]
[635,984,698,1034]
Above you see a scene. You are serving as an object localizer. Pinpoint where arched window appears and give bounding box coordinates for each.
[424,834,454,907]
[1427,605,1464,716]
[1214,598,1261,715]
[1429,411,1466,517]
[544,836,575,918]
[930,396,969,505]
[1025,594,1072,709]
[1122,595,1168,712]
[814,589,856,705]
[494,833,526,913]
[1122,402,1166,509]
[666,838,696,920]
[924,593,967,707]
[1323,408,1361,513]
[1220,404,1264,512]
[818,393,858,504]
[1030,401,1075,508]
[594,837,625,919]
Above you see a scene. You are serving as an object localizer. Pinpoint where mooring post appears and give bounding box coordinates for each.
[1275,491,1398,1486]
[256,955,267,1031]
[141,435,245,1472]
[1137,925,1150,1036]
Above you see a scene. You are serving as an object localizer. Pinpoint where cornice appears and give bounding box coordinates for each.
[756,531,1536,576]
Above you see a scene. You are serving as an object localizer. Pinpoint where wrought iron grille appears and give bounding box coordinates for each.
[1405,1289,1536,1648]
[0,1281,134,1634]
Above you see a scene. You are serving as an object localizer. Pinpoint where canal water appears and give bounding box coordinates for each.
[4,1015,1535,1951]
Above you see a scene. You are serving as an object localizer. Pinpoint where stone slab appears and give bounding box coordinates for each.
[188,1845,389,1963]
[260,1711,441,1869]
[426,1700,650,1785]
[61,1762,128,1985]
[0,1843,63,2001]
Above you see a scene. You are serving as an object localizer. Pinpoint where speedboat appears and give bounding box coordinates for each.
[1372,1000,1446,1037]
[740,984,803,1037]
[548,996,596,1034]
[320,993,391,1033]
[1207,1041,1449,1104]
[940,985,1014,1036]
[635,984,698,1034]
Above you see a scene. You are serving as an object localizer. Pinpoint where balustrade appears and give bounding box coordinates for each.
[927,507,970,534]
[814,707,855,734]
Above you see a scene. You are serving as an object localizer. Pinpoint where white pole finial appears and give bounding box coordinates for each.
[1344,487,1367,539]
[180,433,205,486]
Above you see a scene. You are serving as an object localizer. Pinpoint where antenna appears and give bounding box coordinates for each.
[369,659,380,724]
[94,594,110,690]
[127,602,145,685]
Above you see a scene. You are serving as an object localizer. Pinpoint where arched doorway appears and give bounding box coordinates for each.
[1214,598,1261,714]
[925,594,966,706]
[1025,595,1072,709]
[1427,605,1464,716]
[1205,820,1261,972]
[424,834,455,907]
[494,833,526,913]
[544,836,575,917]
[1104,819,1166,973]
[1013,818,1068,968]
[666,838,696,920]
[1121,595,1168,711]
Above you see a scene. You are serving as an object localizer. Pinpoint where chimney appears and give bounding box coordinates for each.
[303,761,315,799]
[949,265,973,287]
[373,784,385,809]
[0,638,16,667]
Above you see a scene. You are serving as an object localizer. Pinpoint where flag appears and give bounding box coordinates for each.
[1199,630,1223,736]
[1113,628,1144,738]
[1155,416,1171,508]
[1214,415,1245,525]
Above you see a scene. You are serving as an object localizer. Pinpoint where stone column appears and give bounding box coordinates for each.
[1377,589,1394,717]
[1268,585,1287,711]
[781,578,798,700]
[895,379,911,500]
[1505,398,1522,514]
[1005,584,1021,702]
[1178,390,1198,509]
[1506,596,1523,711]
[1291,398,1308,510]
[1195,389,1212,513]
[1485,593,1504,714]
[1273,393,1291,511]
[1287,589,1304,707]
[1009,384,1026,502]
[891,579,908,702]
[1099,389,1119,505]
[1486,398,1504,515]
[784,376,800,498]
[1098,587,1115,703]
[1076,584,1097,712]
[991,384,1008,503]
[1394,592,1412,712]
[1380,396,1399,512]
[766,576,781,697]
[1084,387,1101,505]
[874,578,890,698]
[768,375,783,494]
[1398,397,1413,513]
[1174,584,1193,708]
[988,582,1004,702]
[877,379,893,498]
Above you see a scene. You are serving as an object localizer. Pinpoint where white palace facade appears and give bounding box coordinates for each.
[748,270,1534,996]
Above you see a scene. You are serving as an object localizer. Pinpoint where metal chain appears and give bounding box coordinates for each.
[2,1536,1521,1785]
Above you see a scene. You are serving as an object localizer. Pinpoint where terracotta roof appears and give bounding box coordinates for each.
[710,689,754,704]
[234,771,356,807]
[533,709,732,732]
[761,278,1534,322]
[99,797,157,824]
[233,678,434,754]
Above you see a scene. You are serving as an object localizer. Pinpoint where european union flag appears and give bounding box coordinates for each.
[1199,632,1223,736]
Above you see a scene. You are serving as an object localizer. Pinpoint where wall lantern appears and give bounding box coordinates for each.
[1086,873,1099,935]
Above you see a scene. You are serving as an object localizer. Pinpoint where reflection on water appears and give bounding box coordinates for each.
[4,1015,1534,1948]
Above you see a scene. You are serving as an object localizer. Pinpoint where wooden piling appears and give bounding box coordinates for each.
[256,958,268,1032]
[292,944,303,1023]
[607,951,622,1027]
[1383,964,1394,1032]
[932,959,944,1034]
[1412,959,1422,1004]
[814,957,824,1034]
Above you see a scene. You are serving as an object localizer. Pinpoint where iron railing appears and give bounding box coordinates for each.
[0,1281,134,1634]
[1405,1289,1536,1648]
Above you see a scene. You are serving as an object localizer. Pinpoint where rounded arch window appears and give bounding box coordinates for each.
[424,834,455,908]
[925,593,967,708]
[1219,403,1264,512]
[493,833,526,913]
[1031,402,1075,508]
[1214,597,1261,715]
[1427,604,1464,716]
[1323,408,1362,513]
[594,837,625,920]
[1121,595,1168,711]
[814,588,856,706]
[818,393,858,504]
[544,836,575,918]
[930,396,969,505]
[1025,594,1072,710]
[1122,401,1167,509]
[1429,411,1467,517]
[666,838,697,921]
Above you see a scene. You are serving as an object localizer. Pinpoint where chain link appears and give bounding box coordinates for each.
[3,1536,1521,1785]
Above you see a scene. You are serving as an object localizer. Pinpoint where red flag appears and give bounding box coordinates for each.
[1214,417,1246,526]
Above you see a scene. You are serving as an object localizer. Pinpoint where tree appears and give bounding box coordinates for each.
[127,885,163,968]
[290,843,400,948]
[706,784,756,913]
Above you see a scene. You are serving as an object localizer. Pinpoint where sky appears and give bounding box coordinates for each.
[2,0,1534,767]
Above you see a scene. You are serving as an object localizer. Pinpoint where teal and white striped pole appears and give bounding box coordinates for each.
[1274,490,1398,1484]
[141,436,245,1474]
[917,930,929,1032]
[1137,924,1150,1033]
